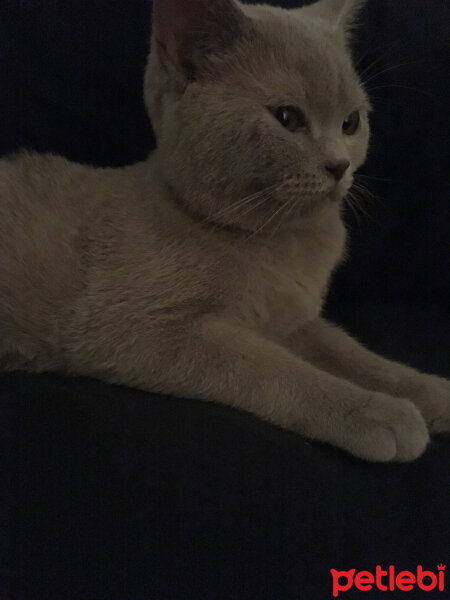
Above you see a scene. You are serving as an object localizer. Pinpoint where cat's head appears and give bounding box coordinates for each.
[145,0,371,233]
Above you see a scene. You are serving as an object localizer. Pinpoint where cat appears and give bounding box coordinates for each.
[1,0,449,462]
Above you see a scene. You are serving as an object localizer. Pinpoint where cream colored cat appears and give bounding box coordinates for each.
[1,0,449,461]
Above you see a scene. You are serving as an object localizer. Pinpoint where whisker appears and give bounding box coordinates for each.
[231,192,275,220]
[362,60,423,87]
[206,187,277,235]
[365,84,432,98]
[366,95,421,111]
[344,177,385,229]
[345,192,364,231]
[246,196,293,241]
[357,51,392,80]
[355,173,394,183]
[351,185,380,212]
[355,38,407,71]
[351,181,378,200]
[211,184,277,220]
[270,197,298,238]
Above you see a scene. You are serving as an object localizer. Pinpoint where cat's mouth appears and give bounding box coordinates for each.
[332,177,354,202]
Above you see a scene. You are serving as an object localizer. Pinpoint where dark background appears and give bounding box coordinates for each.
[1,1,449,599]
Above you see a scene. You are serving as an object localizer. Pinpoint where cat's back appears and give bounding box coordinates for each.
[0,151,100,223]
[0,151,105,289]
[0,152,105,370]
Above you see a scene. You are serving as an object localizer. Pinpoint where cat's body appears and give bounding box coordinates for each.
[1,0,449,461]
[1,150,343,368]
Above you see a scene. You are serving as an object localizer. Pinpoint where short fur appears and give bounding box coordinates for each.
[1,0,449,461]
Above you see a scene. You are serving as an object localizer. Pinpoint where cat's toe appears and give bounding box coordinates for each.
[429,399,450,434]
[429,379,450,434]
[388,404,430,461]
[431,416,450,434]
[404,375,450,434]
[346,395,429,463]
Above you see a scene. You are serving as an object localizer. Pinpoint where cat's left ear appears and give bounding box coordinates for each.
[301,0,366,30]
[152,0,249,81]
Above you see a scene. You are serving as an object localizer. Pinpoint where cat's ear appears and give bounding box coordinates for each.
[152,0,248,81]
[301,0,365,29]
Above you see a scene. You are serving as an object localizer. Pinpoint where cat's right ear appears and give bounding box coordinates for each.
[152,0,248,81]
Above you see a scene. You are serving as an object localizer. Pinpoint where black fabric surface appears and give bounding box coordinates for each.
[1,1,449,599]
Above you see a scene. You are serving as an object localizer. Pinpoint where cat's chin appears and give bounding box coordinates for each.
[332,181,353,203]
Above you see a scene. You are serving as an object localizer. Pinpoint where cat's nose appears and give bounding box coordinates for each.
[325,160,350,182]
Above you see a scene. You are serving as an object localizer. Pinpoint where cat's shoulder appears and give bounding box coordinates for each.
[0,150,95,192]
[1,149,77,171]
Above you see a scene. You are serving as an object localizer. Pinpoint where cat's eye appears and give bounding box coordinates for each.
[274,106,307,132]
[342,110,360,135]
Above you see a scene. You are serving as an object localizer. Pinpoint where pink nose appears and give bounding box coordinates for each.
[325,160,350,181]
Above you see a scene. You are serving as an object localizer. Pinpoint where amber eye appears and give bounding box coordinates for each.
[342,110,360,135]
[274,106,307,132]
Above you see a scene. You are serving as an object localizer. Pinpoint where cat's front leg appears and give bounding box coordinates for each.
[85,315,429,462]
[287,317,450,434]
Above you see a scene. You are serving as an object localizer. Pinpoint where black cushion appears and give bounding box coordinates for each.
[1,1,449,598]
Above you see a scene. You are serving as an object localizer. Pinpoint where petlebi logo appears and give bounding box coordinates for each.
[330,564,446,597]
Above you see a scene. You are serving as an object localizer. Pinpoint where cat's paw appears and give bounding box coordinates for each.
[337,394,429,462]
[397,374,450,434]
